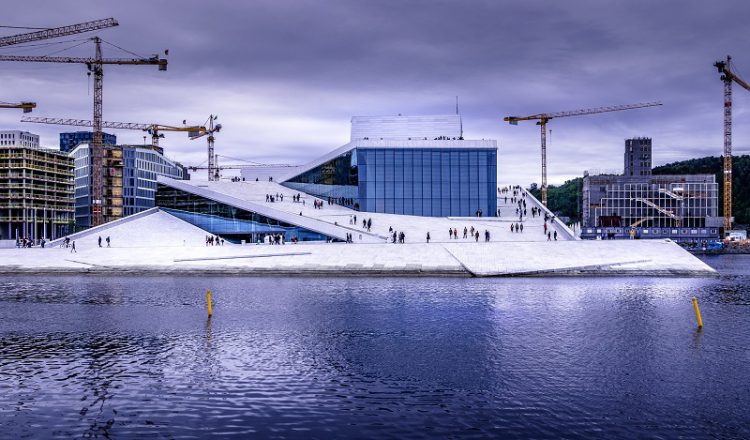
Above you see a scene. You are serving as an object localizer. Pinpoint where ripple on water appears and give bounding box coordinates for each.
[0,257,748,438]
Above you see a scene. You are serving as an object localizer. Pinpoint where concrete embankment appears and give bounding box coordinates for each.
[0,240,718,277]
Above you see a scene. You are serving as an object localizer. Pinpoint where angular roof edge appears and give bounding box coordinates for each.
[157,176,358,241]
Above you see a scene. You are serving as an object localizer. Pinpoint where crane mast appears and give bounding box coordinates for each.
[0,19,167,226]
[714,56,750,234]
[504,102,662,206]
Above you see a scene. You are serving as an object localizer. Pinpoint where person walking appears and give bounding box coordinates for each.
[554,231,558,241]
[520,223,524,233]
[463,227,468,239]
[106,236,110,247]
[98,236,102,247]
[449,228,453,239]
[547,231,551,241]
[426,232,430,243]
[475,231,480,242]
[70,241,77,253]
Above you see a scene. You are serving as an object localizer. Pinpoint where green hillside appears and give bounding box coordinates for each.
[653,154,750,226]
[527,154,750,226]
[527,178,582,222]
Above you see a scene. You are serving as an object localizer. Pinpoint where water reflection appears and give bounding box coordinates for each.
[0,256,748,438]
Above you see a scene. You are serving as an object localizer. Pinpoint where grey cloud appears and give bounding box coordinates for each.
[2,0,750,184]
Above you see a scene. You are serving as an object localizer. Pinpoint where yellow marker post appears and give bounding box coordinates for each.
[206,289,213,318]
[692,296,703,328]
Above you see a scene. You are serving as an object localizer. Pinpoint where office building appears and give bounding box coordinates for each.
[0,134,74,241]
[0,130,39,148]
[72,143,186,228]
[581,138,721,241]
[121,145,186,216]
[60,131,116,153]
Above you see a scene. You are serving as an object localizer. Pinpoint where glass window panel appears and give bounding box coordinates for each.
[431,199,442,216]
[395,181,404,198]
[404,197,413,214]
[414,199,424,216]
[423,179,432,198]
[385,198,395,213]
[404,181,413,198]
[395,198,404,213]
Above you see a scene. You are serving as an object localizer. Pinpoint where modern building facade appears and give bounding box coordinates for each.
[60,131,116,153]
[0,130,39,148]
[121,145,187,216]
[0,142,74,241]
[72,143,186,228]
[582,138,721,242]
[281,115,497,217]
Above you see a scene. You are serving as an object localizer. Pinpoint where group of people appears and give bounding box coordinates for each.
[265,234,285,245]
[445,226,489,242]
[312,200,324,209]
[387,227,406,244]
[327,196,355,208]
[265,193,283,203]
[97,236,111,247]
[15,237,43,248]
[510,223,523,233]
[349,215,373,232]
[205,235,225,246]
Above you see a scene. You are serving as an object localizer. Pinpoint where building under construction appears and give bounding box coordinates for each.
[0,131,74,241]
[581,138,722,242]
[71,143,186,228]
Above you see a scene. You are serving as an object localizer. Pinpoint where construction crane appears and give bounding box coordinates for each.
[504,102,662,206]
[190,115,221,181]
[21,116,205,148]
[0,18,167,227]
[714,56,750,234]
[187,157,296,181]
[0,101,35,112]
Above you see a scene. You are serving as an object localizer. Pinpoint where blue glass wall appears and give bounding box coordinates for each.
[357,148,497,217]
[156,184,331,243]
[60,131,116,153]
[283,147,497,217]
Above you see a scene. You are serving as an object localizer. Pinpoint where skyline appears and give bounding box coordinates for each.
[2,1,750,185]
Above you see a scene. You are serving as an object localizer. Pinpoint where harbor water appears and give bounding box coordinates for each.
[0,255,748,438]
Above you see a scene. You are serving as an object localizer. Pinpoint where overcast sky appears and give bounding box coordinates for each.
[2,1,750,184]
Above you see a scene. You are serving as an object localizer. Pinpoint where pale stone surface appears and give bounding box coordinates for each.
[0,209,717,276]
[2,183,716,277]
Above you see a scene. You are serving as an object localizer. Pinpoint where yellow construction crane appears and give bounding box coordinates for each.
[0,18,167,226]
[504,102,662,206]
[0,101,35,112]
[21,116,205,148]
[714,56,750,234]
[190,115,222,181]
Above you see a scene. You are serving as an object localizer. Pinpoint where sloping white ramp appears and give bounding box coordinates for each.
[443,239,716,276]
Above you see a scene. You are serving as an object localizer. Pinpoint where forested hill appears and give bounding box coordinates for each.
[652,154,750,226]
[527,178,582,222]
[526,154,750,226]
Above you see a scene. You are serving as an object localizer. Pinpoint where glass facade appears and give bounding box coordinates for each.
[122,146,186,216]
[156,184,331,243]
[284,147,498,217]
[60,131,116,153]
[283,150,359,209]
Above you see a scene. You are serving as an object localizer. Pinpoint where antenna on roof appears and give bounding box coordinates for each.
[456,95,463,138]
